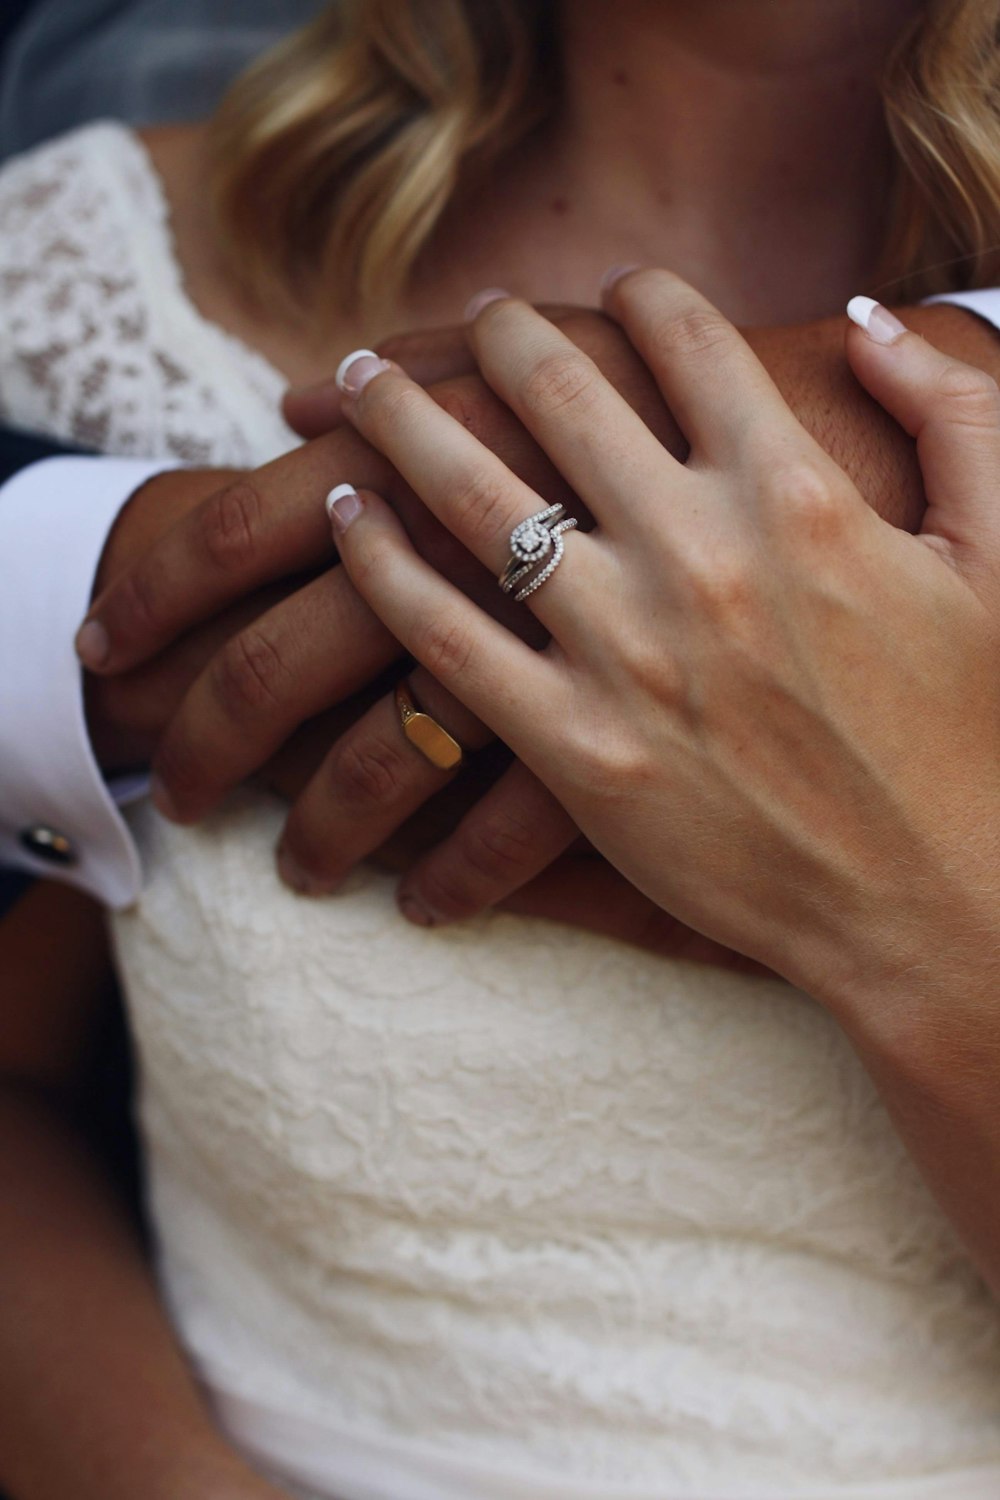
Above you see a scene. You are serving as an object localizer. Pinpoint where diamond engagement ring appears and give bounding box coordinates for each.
[499,503,578,603]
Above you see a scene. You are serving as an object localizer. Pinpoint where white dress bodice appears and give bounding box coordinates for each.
[2,123,1000,1500]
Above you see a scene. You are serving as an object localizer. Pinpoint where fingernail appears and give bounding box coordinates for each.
[149,773,180,823]
[326,483,363,533]
[277,844,333,897]
[847,296,907,346]
[464,288,510,322]
[398,891,436,927]
[335,349,390,396]
[600,263,642,296]
[75,619,109,669]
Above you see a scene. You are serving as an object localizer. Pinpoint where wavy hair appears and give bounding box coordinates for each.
[209,0,1000,316]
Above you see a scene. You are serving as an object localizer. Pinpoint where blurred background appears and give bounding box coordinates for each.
[0,0,323,160]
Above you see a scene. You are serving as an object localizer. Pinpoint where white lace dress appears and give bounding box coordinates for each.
[3,122,1000,1500]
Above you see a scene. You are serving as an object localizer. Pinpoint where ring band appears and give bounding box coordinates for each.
[395,680,464,771]
[499,503,578,602]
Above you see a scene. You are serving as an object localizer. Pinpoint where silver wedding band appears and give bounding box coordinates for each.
[499,503,578,603]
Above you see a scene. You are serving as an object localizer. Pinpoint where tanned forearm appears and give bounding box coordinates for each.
[0,1085,286,1500]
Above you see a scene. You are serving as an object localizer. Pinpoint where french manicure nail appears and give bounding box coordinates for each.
[464,288,510,322]
[326,483,363,533]
[75,619,109,669]
[149,773,180,823]
[398,891,436,927]
[846,296,907,346]
[600,263,642,296]
[335,349,390,396]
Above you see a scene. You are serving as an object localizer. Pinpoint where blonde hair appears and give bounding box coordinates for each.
[210,0,1000,317]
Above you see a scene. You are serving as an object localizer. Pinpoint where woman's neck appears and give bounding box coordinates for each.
[429,0,922,326]
[553,0,921,313]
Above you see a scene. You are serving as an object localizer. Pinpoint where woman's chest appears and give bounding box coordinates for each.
[110,793,957,1279]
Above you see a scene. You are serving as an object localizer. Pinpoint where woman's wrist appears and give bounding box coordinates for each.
[817,882,1000,1090]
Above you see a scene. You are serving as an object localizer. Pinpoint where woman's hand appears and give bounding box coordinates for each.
[327,270,1000,1296]
[327,270,1000,1027]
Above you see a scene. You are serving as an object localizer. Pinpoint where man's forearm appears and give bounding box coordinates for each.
[0,1085,286,1500]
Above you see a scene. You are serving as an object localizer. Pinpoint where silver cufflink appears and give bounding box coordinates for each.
[19,825,77,866]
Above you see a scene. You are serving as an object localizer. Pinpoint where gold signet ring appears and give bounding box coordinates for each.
[394,680,464,771]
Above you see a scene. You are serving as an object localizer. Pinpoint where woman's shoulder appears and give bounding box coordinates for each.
[0,119,163,239]
[0,120,292,463]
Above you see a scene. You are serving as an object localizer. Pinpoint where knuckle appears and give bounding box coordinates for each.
[766,459,846,538]
[211,627,288,718]
[415,615,477,683]
[347,530,398,592]
[327,735,408,808]
[449,463,512,549]
[681,543,754,622]
[561,724,645,797]
[370,378,425,429]
[200,480,264,573]
[655,307,732,360]
[934,362,1000,428]
[522,351,601,418]
[457,807,539,886]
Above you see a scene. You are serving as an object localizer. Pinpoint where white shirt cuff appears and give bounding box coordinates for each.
[922,287,1000,333]
[0,455,176,908]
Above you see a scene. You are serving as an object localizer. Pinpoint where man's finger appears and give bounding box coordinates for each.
[87,581,291,772]
[282,326,480,438]
[150,567,399,824]
[277,669,490,895]
[78,428,395,676]
[395,760,578,925]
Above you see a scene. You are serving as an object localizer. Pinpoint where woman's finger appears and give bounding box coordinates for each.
[846,297,1000,582]
[327,485,563,748]
[335,354,599,635]
[282,325,481,438]
[602,267,802,465]
[395,761,578,926]
[277,668,490,895]
[465,294,679,530]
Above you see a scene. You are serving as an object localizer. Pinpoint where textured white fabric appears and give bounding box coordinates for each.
[3,121,1000,1500]
[0,455,169,905]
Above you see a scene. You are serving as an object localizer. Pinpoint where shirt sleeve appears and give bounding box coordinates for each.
[922,287,1000,333]
[0,455,176,908]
